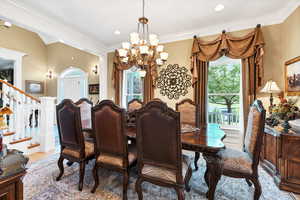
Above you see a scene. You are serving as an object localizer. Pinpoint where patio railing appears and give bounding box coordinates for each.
[207,93,241,129]
[208,111,240,126]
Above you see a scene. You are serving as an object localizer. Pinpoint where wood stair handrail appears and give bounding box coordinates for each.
[0,79,41,103]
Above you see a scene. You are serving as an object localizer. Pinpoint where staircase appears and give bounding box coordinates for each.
[0,79,56,155]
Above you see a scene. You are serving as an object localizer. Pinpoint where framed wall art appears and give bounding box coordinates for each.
[285,56,300,96]
[88,84,99,94]
[156,64,192,100]
[25,80,44,94]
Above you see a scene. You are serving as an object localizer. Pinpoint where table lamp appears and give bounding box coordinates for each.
[260,80,281,113]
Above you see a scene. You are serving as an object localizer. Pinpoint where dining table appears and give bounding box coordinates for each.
[126,123,226,200]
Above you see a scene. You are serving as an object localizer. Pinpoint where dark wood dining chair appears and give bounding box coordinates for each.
[214,100,266,200]
[135,101,192,200]
[176,99,200,170]
[56,99,95,191]
[151,98,163,102]
[91,100,137,200]
[127,99,143,125]
[127,98,143,112]
[75,98,93,142]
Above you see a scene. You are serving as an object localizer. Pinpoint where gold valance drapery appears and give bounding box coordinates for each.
[113,50,157,105]
[191,25,265,127]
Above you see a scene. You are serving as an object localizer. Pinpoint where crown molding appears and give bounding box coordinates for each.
[0,0,108,55]
[107,1,300,53]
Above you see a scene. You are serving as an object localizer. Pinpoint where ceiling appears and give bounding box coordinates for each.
[2,0,300,53]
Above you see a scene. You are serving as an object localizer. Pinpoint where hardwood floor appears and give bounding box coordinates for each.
[28,150,55,163]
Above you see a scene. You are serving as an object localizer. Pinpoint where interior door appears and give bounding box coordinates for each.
[62,77,83,101]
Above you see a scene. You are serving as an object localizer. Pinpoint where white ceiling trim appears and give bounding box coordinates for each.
[107,1,300,52]
[37,32,59,45]
[0,0,108,55]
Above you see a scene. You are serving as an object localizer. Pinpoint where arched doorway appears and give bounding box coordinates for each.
[57,67,88,102]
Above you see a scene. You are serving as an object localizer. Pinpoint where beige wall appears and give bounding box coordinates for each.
[281,6,300,107]
[0,26,100,101]
[107,6,300,109]
[107,24,286,109]
[46,42,99,101]
[0,26,48,95]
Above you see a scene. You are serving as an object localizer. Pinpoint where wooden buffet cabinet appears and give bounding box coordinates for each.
[0,149,28,200]
[261,125,300,193]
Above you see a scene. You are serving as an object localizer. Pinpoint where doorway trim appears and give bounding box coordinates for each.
[0,48,26,89]
[57,67,88,102]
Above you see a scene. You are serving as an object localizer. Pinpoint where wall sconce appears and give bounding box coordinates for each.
[46,69,53,79]
[0,20,12,29]
[92,65,98,75]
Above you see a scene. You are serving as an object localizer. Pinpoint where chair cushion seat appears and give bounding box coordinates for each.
[96,145,137,168]
[62,141,94,158]
[141,155,190,183]
[218,148,253,174]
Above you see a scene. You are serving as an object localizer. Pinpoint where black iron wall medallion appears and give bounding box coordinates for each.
[156,64,192,99]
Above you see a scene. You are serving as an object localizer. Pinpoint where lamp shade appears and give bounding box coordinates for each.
[260,80,281,93]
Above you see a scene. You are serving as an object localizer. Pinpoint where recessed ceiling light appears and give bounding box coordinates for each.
[114,30,121,35]
[215,4,225,12]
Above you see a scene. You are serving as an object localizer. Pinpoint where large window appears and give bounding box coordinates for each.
[207,56,242,129]
[122,66,143,108]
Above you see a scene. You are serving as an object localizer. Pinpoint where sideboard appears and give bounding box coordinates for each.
[0,149,28,200]
[261,125,300,193]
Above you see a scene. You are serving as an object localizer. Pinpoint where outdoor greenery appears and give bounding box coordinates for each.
[208,63,240,113]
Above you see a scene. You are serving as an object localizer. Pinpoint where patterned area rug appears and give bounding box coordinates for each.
[24,154,293,200]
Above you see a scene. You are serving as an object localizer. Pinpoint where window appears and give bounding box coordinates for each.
[207,56,242,129]
[122,66,143,108]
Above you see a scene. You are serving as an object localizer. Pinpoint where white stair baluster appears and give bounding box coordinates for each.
[24,97,31,140]
[15,93,23,140]
[36,104,41,145]
[2,81,9,108]
[31,101,37,144]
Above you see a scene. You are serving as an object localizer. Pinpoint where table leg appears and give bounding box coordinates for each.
[203,153,223,200]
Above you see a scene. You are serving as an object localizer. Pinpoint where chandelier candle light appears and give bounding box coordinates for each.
[117,0,168,77]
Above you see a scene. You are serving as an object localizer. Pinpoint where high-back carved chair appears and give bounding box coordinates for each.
[135,101,192,200]
[127,99,143,125]
[151,98,163,102]
[91,100,137,200]
[127,98,143,112]
[176,99,200,170]
[215,100,266,200]
[75,98,93,142]
[56,99,95,191]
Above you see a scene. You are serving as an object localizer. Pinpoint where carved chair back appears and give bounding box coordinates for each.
[127,98,143,112]
[56,99,85,157]
[151,98,163,102]
[243,100,266,172]
[127,99,143,125]
[92,100,129,166]
[176,98,199,127]
[75,98,93,130]
[136,101,184,183]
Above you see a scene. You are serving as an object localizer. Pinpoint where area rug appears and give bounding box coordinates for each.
[24,154,293,200]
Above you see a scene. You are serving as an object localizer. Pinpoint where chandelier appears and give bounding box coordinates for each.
[117,0,168,76]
